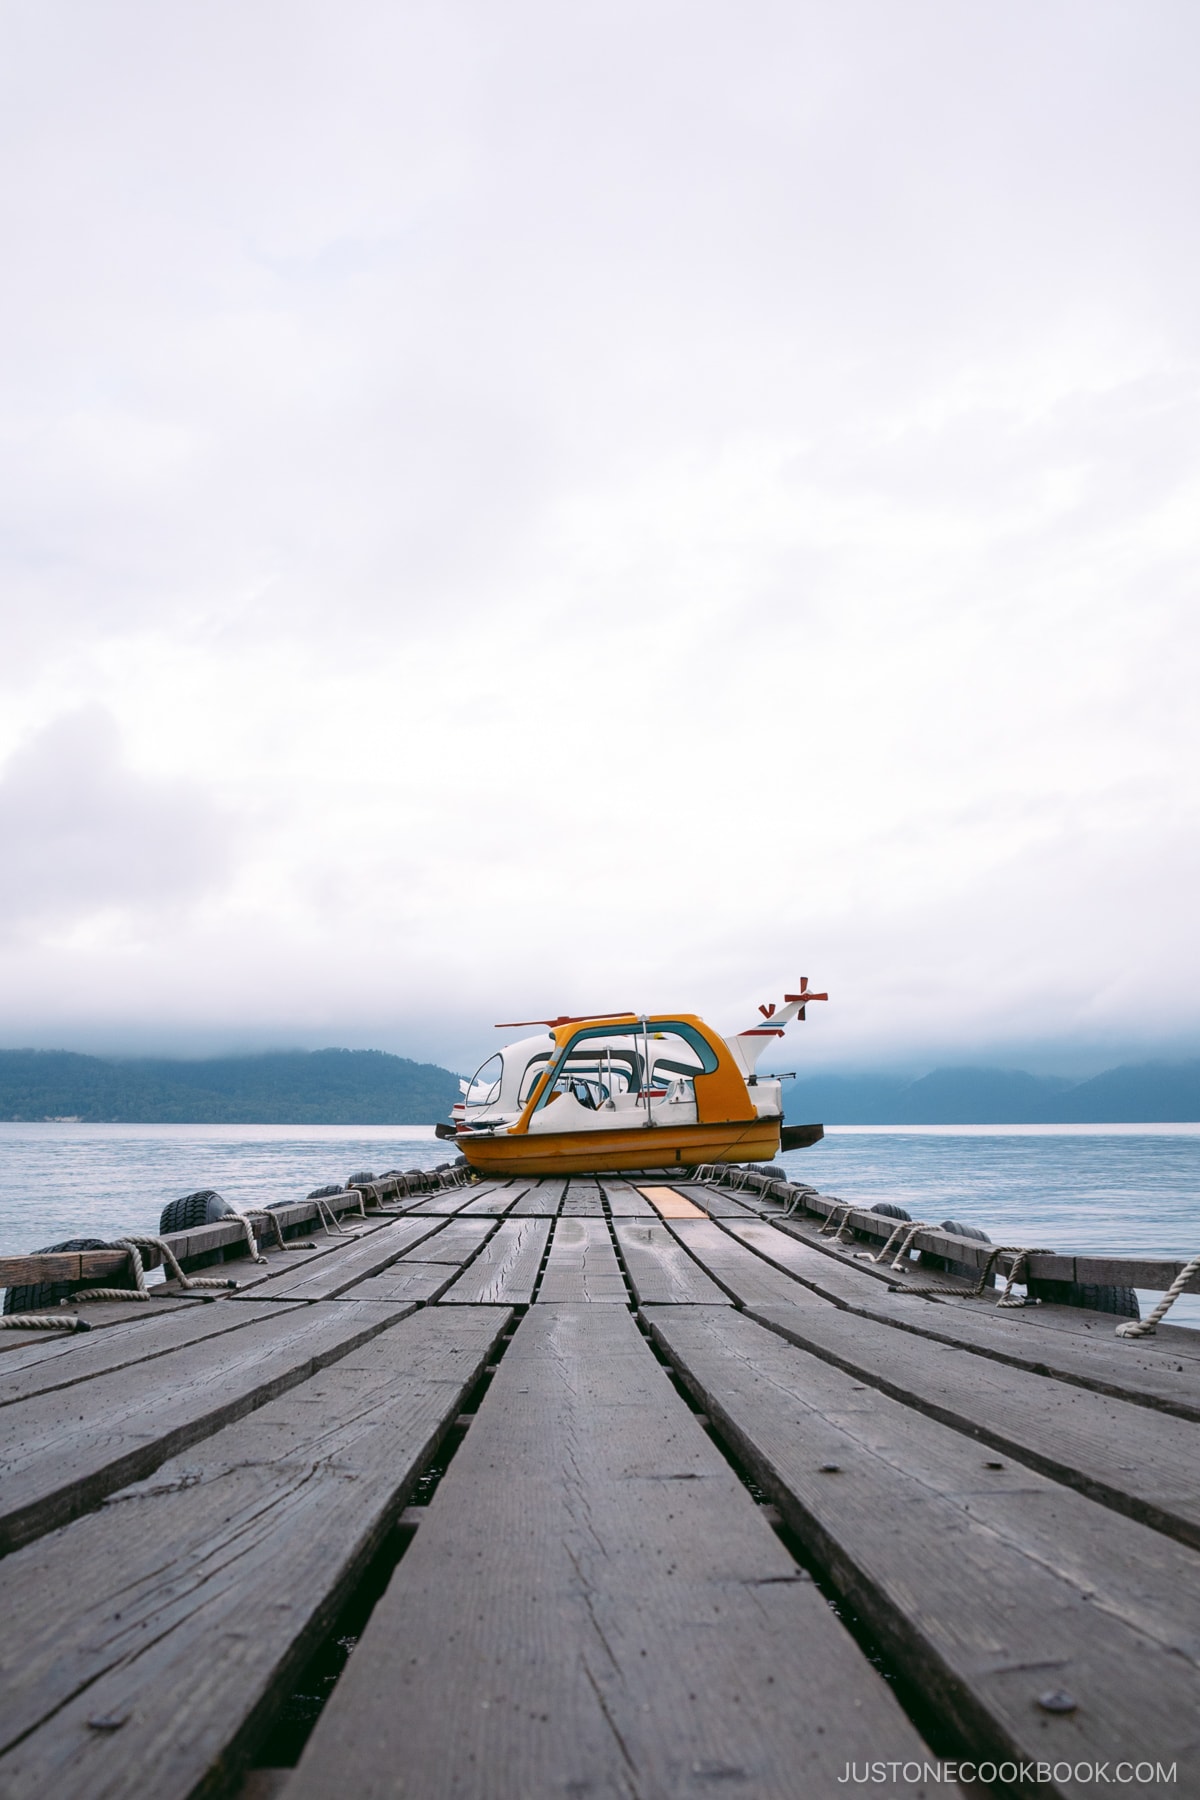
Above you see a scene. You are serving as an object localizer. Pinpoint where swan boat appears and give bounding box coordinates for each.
[439,983,828,1177]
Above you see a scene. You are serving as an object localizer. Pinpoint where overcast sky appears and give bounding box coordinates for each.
[1,1,1197,1076]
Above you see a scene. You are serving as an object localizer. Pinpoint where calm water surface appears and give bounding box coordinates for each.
[2,1121,1197,1325]
[0,1124,449,1252]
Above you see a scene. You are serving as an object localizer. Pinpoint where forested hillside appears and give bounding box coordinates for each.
[0,1048,460,1124]
[782,1061,1200,1124]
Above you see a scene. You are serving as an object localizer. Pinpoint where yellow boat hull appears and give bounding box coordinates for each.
[458,1117,782,1177]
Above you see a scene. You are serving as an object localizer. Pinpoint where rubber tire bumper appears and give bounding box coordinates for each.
[3,1238,120,1313]
[158,1190,237,1235]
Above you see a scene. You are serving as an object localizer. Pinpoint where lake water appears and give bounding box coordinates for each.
[1,1121,1197,1326]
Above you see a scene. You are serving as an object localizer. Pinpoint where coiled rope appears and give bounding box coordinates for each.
[1115,1252,1200,1338]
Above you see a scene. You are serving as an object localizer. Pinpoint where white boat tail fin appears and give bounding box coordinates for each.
[728,979,828,1078]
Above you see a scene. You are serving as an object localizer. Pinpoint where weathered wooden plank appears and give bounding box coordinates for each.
[0,1294,212,1351]
[559,1178,603,1215]
[229,1216,451,1303]
[677,1182,766,1217]
[393,1219,497,1265]
[0,1300,295,1406]
[637,1184,707,1219]
[441,1218,551,1305]
[402,1191,480,1215]
[724,1219,1200,1418]
[507,1177,566,1216]
[612,1219,731,1306]
[987,1296,1200,1358]
[536,1217,627,1301]
[0,1300,413,1553]
[284,1305,930,1800]
[597,1177,655,1216]
[334,1264,460,1305]
[0,1308,511,1800]
[664,1218,815,1306]
[741,1293,1200,1548]
[456,1180,525,1216]
[647,1304,1200,1794]
[213,1230,361,1294]
[0,1249,132,1285]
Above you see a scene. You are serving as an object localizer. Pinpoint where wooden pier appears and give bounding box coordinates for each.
[1,1169,1197,1799]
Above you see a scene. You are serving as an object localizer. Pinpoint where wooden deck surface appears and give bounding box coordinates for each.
[0,1170,1196,1799]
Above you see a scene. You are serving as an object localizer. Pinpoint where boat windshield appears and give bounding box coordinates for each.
[532,1020,718,1112]
[462,1053,504,1110]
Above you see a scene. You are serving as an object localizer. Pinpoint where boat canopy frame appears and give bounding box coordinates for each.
[527,1018,722,1117]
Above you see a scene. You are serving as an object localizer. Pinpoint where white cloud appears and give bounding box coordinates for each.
[0,1,1197,1070]
[0,709,234,932]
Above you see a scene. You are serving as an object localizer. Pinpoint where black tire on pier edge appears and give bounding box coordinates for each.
[345,1171,375,1186]
[1026,1278,1140,1319]
[871,1202,912,1221]
[308,1184,344,1200]
[158,1190,237,1235]
[937,1221,1139,1315]
[757,1165,787,1180]
[3,1238,120,1314]
[937,1218,990,1280]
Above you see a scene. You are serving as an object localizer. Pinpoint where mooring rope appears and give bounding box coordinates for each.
[72,1235,239,1303]
[228,1215,267,1264]
[1115,1252,1200,1338]
[0,1312,91,1332]
[865,1220,931,1265]
[893,1243,1054,1304]
[819,1201,859,1242]
[242,1209,315,1253]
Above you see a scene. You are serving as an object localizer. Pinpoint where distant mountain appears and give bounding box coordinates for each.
[4,1046,1198,1126]
[0,1048,461,1125]
[783,1060,1200,1125]
[1043,1060,1200,1124]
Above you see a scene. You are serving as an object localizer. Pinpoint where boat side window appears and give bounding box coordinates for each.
[463,1052,504,1109]
[518,1056,552,1105]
